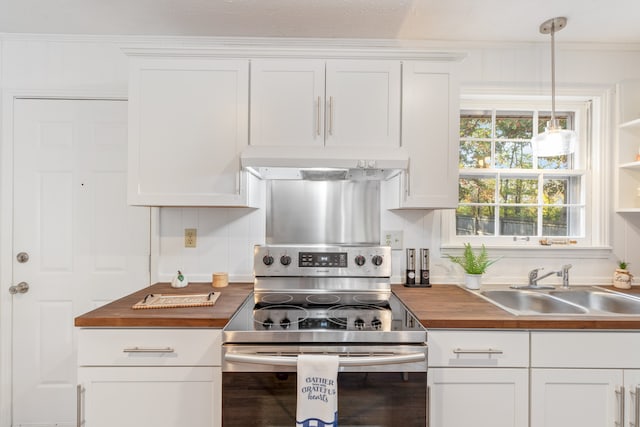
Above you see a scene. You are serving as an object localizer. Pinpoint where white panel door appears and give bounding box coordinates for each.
[250,59,325,146]
[325,60,400,148]
[128,58,250,206]
[530,368,623,427]
[428,368,529,427]
[399,60,459,208]
[78,367,220,427]
[11,99,150,426]
[625,370,640,427]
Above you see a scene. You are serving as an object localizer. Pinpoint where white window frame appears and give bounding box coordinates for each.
[442,87,612,257]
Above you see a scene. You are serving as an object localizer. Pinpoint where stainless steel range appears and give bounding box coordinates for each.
[222,244,427,427]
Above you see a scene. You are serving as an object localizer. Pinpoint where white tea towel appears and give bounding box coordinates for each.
[296,354,339,427]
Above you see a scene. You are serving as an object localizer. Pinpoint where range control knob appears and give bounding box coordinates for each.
[354,318,365,330]
[372,255,384,266]
[354,255,366,266]
[262,255,274,266]
[262,318,274,330]
[280,318,291,329]
[280,255,292,266]
[371,318,382,330]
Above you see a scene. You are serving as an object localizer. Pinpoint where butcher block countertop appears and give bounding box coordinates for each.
[75,282,640,330]
[74,282,253,328]
[393,284,640,330]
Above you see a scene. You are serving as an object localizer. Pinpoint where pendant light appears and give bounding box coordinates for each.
[531,16,577,157]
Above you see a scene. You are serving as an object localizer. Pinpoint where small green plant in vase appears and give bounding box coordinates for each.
[613,260,633,289]
[447,243,500,289]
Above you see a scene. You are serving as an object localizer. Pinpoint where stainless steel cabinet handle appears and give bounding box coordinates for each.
[328,96,334,135]
[616,386,625,427]
[9,281,29,294]
[225,352,425,367]
[452,348,504,355]
[632,387,640,427]
[316,96,321,136]
[123,346,175,353]
[76,384,84,427]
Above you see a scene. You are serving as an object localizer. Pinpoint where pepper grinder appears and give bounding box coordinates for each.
[420,248,431,286]
[405,248,416,285]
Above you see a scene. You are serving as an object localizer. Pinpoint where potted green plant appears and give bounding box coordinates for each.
[447,243,500,289]
[613,260,633,289]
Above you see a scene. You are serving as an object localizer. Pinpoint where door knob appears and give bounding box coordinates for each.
[9,282,29,294]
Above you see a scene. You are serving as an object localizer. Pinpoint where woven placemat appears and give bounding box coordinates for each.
[132,292,220,309]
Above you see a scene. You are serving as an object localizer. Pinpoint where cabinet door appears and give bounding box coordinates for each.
[428,368,528,427]
[79,366,221,427]
[530,369,623,427]
[325,60,400,148]
[625,370,640,427]
[250,59,325,147]
[397,61,459,208]
[128,58,251,206]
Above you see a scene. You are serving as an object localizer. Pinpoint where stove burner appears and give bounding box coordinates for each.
[259,293,294,304]
[253,304,309,330]
[306,294,341,305]
[353,294,389,305]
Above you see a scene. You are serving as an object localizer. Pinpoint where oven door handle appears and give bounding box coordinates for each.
[224,352,425,367]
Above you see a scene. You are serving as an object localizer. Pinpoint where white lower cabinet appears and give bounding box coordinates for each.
[77,328,222,427]
[531,331,640,427]
[78,366,221,427]
[427,330,529,427]
[429,368,528,427]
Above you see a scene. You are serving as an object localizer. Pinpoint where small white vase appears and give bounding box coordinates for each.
[464,273,482,290]
[171,270,189,288]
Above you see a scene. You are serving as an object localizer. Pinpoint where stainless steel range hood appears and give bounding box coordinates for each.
[240,145,408,180]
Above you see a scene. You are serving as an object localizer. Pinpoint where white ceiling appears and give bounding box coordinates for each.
[1,0,639,44]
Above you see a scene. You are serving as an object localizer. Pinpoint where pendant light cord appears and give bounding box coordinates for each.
[550,21,556,123]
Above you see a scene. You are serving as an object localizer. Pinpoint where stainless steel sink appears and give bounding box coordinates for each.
[475,286,640,316]
[479,290,588,315]
[549,290,640,314]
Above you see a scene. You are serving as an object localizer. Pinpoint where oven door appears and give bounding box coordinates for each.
[222,344,427,427]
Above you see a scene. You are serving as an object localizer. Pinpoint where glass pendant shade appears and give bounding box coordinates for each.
[532,119,577,157]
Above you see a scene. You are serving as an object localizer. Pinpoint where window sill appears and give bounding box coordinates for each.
[440,244,612,259]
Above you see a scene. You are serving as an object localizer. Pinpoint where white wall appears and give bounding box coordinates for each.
[2,35,640,286]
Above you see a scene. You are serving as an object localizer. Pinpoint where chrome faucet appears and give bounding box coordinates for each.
[527,268,558,289]
[511,265,572,290]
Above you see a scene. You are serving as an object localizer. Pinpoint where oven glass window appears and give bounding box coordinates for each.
[223,371,426,426]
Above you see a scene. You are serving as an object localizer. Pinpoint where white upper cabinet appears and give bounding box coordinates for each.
[128,57,259,207]
[250,59,401,148]
[386,60,460,209]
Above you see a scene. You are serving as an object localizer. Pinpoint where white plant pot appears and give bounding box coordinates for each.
[613,268,633,289]
[464,273,482,290]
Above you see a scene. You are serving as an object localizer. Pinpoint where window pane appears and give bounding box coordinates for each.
[496,112,533,139]
[456,206,495,236]
[500,207,537,236]
[459,140,491,168]
[500,178,538,204]
[459,177,496,203]
[460,113,491,138]
[542,206,571,236]
[538,155,570,170]
[543,178,568,204]
[495,140,533,169]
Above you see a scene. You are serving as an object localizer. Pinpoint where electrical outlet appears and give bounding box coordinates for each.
[383,230,403,250]
[184,228,197,248]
